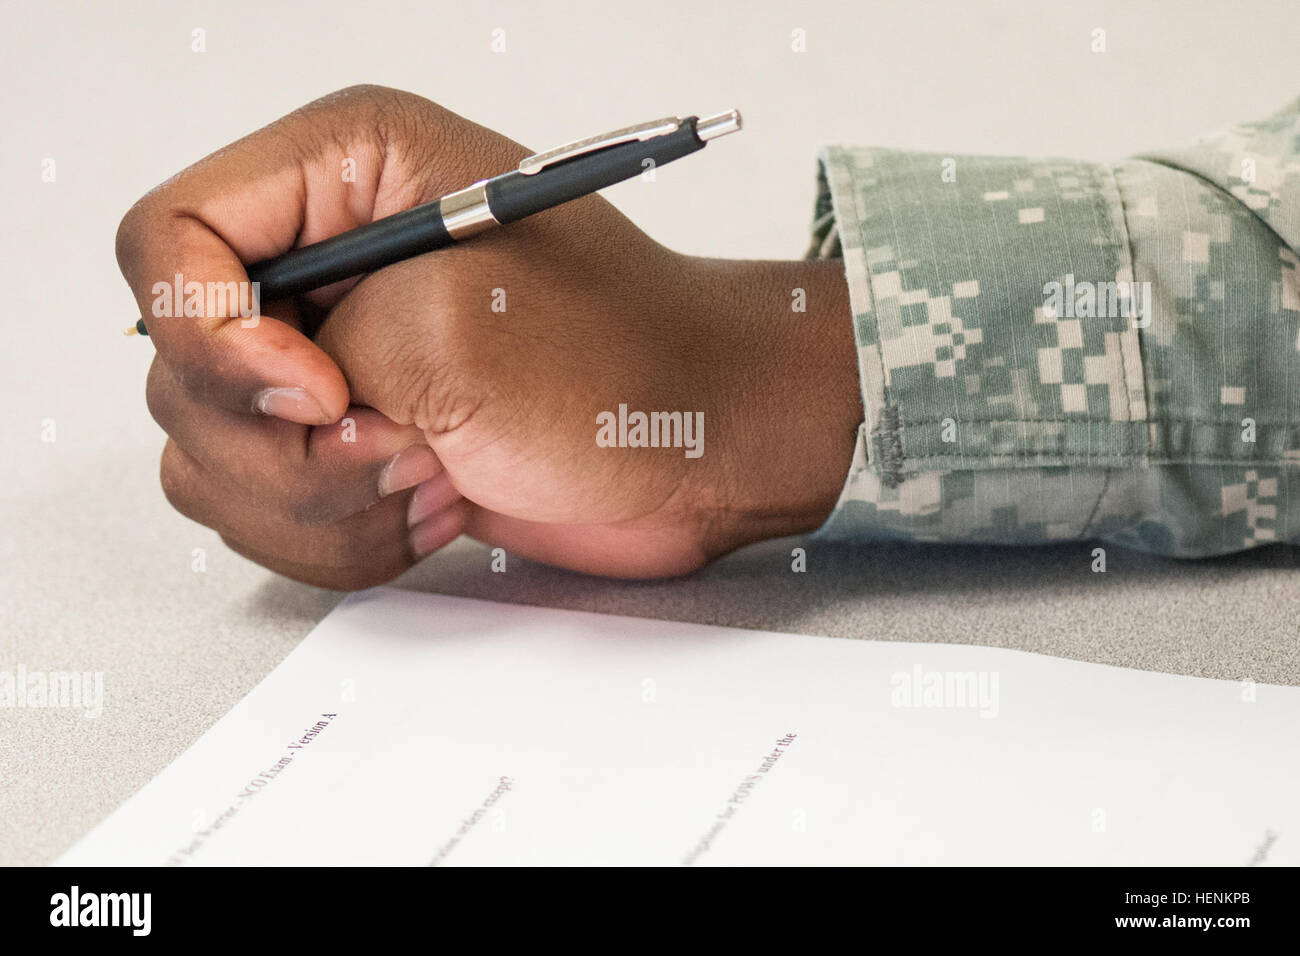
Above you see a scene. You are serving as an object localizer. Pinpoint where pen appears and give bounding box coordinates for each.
[127,109,743,336]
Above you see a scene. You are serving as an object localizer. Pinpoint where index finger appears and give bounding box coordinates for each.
[115,86,444,423]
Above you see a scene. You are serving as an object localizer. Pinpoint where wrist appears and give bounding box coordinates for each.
[678,254,861,557]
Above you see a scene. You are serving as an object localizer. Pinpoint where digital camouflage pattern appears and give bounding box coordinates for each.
[810,97,1300,556]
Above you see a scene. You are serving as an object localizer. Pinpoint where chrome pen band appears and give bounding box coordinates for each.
[440,180,499,239]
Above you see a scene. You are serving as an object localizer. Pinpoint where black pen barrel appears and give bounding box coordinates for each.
[484,117,705,224]
[248,201,455,301]
[134,114,720,336]
[252,117,707,296]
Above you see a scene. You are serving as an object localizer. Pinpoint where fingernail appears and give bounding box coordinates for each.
[410,504,463,558]
[254,387,330,424]
[378,444,441,498]
[407,473,460,527]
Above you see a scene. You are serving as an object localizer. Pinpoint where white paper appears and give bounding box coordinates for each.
[59,588,1298,866]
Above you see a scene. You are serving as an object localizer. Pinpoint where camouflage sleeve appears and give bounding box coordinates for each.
[808,97,1300,557]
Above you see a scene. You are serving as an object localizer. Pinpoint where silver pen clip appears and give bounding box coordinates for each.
[516,110,742,175]
[518,116,684,175]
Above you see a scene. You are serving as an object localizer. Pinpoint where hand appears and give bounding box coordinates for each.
[117,86,861,588]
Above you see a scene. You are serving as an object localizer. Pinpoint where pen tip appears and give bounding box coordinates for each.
[124,324,139,336]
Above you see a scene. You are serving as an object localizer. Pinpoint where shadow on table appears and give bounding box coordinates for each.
[378,534,1300,636]
[242,532,1299,681]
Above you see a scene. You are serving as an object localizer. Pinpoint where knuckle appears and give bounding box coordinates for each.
[333,82,409,105]
[158,442,199,518]
[114,197,155,279]
[326,84,441,145]
[144,359,177,433]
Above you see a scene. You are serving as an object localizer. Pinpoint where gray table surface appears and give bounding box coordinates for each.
[3,0,1298,866]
